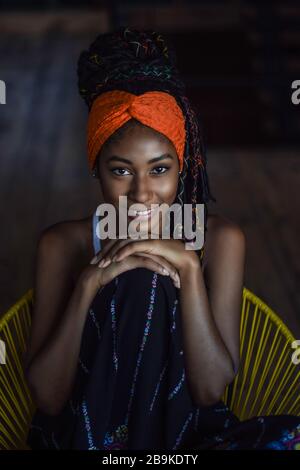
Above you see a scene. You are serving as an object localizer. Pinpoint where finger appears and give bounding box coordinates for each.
[138,257,180,288]
[112,240,157,263]
[100,256,180,288]
[91,238,129,265]
[129,255,180,288]
[94,244,181,287]
[133,252,179,280]
[90,239,117,264]
[109,255,170,279]
[131,256,178,280]
[98,239,139,267]
[101,247,181,288]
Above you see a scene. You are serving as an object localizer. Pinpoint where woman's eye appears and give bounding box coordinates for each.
[151,166,169,175]
[111,167,170,176]
[111,168,131,176]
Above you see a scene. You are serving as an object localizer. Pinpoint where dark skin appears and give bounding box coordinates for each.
[23,121,246,414]
[93,120,184,287]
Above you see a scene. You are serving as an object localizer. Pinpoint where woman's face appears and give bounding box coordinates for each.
[97,121,180,236]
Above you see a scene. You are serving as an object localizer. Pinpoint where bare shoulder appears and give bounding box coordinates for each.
[37,215,94,286]
[23,215,93,371]
[207,213,246,243]
[39,217,88,251]
[37,221,80,273]
[203,213,246,270]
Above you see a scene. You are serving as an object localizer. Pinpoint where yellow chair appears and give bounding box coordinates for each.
[222,288,300,419]
[0,289,35,450]
[0,287,300,450]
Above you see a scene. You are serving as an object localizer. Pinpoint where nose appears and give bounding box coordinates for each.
[128,174,154,205]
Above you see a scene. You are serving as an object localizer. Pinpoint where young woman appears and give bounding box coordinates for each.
[25,27,300,450]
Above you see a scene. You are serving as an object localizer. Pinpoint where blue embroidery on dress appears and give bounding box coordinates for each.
[111,296,118,372]
[172,411,193,450]
[194,408,200,431]
[103,424,129,450]
[88,308,101,340]
[168,370,185,400]
[81,398,99,450]
[125,273,158,426]
[149,357,169,413]
[170,299,178,332]
[265,423,300,450]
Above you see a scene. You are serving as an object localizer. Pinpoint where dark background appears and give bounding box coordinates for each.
[0,1,299,336]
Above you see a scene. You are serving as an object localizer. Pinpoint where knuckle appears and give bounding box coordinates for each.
[122,257,131,267]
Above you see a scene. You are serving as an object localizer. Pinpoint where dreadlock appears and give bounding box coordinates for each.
[77,26,216,246]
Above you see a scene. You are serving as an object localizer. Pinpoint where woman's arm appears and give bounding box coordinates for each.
[93,221,246,407]
[25,229,176,416]
[26,279,98,416]
[178,221,246,407]
[24,229,101,416]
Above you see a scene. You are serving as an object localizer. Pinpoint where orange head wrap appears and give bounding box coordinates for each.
[87,90,186,172]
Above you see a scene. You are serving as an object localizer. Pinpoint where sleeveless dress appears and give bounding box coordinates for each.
[26,209,300,450]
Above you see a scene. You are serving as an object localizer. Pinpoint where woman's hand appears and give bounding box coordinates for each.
[79,251,180,294]
[90,238,200,276]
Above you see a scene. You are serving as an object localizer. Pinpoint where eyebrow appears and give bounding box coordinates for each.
[107,153,174,165]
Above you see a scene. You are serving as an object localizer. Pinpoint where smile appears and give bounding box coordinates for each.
[128,207,158,220]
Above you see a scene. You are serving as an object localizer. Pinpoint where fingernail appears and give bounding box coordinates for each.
[162,268,169,275]
[99,258,110,268]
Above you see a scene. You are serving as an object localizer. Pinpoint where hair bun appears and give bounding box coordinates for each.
[117,27,177,64]
[77,26,185,109]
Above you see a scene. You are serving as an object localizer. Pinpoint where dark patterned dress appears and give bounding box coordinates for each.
[26,211,300,450]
